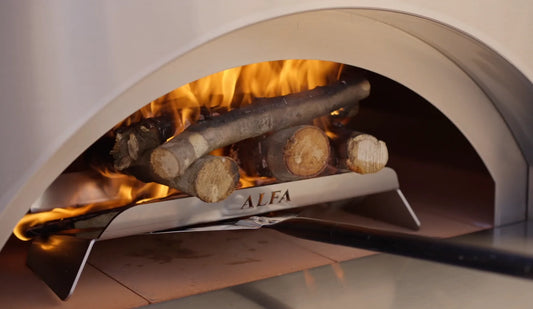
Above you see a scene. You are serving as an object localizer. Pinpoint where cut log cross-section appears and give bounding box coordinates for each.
[335,131,389,174]
[168,155,240,203]
[265,125,331,181]
[150,77,371,182]
[236,125,331,181]
[126,154,240,203]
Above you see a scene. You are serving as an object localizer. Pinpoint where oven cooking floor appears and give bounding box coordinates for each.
[4,219,533,309]
[0,214,486,308]
[0,159,496,308]
[145,221,533,309]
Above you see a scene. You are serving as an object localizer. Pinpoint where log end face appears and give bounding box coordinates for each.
[111,122,167,171]
[345,76,371,100]
[360,79,371,95]
[151,148,180,179]
[194,157,240,203]
[283,126,330,178]
[111,133,132,170]
[346,134,388,174]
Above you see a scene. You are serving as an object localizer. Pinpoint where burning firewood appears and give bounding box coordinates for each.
[111,116,175,171]
[334,130,389,174]
[237,125,331,181]
[125,154,239,203]
[167,155,240,203]
[264,125,331,181]
[150,77,370,181]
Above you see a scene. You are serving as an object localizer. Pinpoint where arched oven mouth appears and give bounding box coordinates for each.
[2,3,533,306]
[13,60,505,300]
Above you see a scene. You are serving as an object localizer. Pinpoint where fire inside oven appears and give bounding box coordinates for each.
[13,60,494,300]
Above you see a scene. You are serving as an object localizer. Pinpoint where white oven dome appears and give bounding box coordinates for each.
[1,0,532,250]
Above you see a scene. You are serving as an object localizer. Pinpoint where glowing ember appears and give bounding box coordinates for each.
[14,59,343,240]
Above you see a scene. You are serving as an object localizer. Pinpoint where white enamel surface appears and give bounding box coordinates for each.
[1,1,532,249]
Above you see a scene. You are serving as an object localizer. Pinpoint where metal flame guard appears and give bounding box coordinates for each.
[26,168,420,300]
[99,168,417,239]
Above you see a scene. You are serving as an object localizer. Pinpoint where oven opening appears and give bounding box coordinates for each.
[13,60,493,241]
[10,59,494,300]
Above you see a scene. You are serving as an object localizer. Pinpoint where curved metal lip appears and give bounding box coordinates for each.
[99,168,401,240]
[355,9,533,163]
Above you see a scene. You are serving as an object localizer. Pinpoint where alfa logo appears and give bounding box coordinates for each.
[240,189,291,209]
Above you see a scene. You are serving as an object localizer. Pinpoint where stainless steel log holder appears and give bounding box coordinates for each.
[27,167,421,300]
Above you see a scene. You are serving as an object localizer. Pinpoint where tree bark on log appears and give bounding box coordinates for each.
[126,155,239,203]
[150,77,370,181]
[111,116,175,171]
[168,155,240,203]
[334,131,388,174]
[236,125,331,181]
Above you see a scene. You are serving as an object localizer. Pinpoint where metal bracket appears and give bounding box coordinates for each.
[26,235,95,300]
[349,189,420,230]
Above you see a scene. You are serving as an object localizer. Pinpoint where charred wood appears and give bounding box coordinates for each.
[111,116,175,171]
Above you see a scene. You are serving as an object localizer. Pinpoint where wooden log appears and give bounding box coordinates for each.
[150,77,370,181]
[168,155,240,203]
[127,155,239,203]
[111,116,175,171]
[335,131,388,174]
[231,135,268,178]
[250,125,330,181]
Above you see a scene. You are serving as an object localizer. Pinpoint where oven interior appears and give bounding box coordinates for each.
[0,60,496,304]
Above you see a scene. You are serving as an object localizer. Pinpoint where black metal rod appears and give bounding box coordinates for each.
[269,218,533,280]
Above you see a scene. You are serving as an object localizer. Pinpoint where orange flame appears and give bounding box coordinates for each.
[117,60,342,132]
[13,173,181,241]
[14,60,343,241]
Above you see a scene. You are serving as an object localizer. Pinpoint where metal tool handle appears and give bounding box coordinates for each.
[267,217,533,280]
